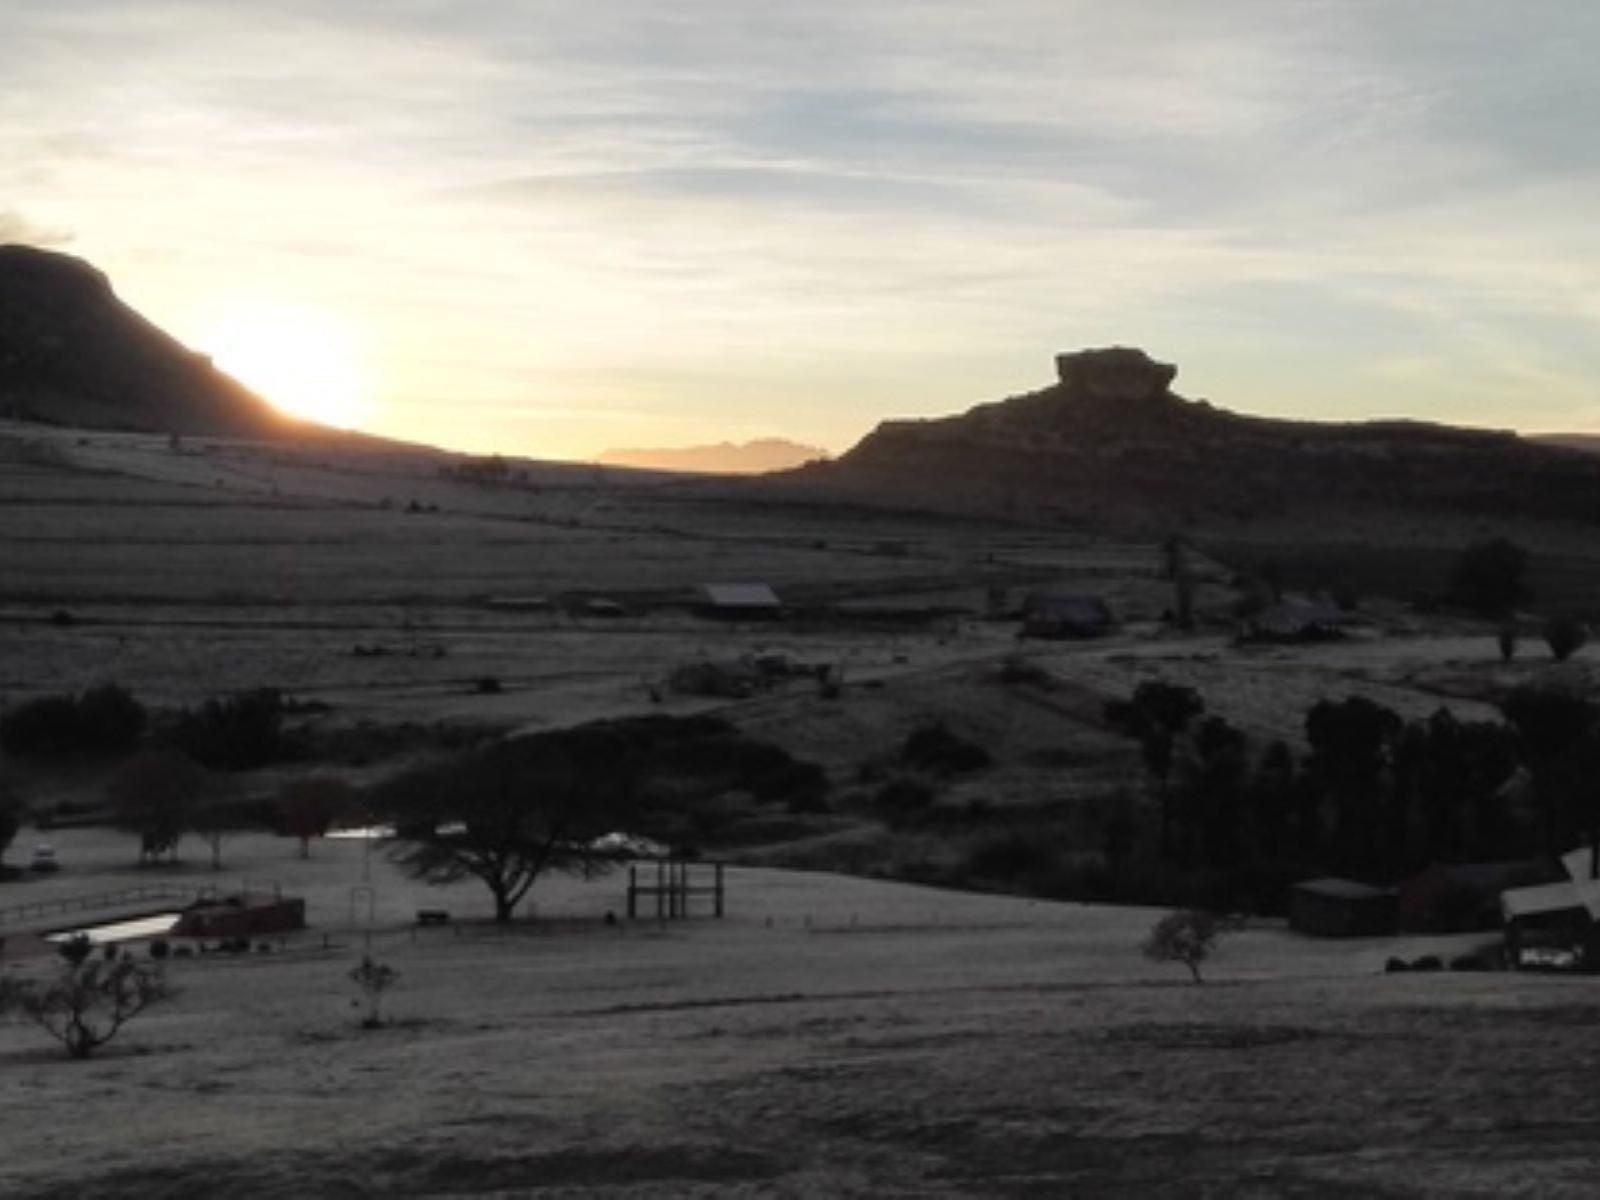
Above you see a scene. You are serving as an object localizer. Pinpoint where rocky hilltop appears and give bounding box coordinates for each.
[788,347,1600,534]
[0,244,296,438]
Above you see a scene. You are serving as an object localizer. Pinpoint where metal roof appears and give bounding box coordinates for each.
[700,583,780,608]
[1501,881,1587,921]
[1292,877,1393,900]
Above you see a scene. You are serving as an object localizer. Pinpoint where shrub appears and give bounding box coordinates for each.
[57,934,92,967]
[350,956,398,1029]
[1543,614,1588,662]
[901,723,992,775]
[149,939,170,960]
[1450,537,1529,617]
[10,958,168,1058]
[873,778,935,823]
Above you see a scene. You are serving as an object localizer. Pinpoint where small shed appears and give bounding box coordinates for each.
[1020,593,1114,640]
[698,583,782,620]
[1240,595,1344,644]
[1289,877,1397,937]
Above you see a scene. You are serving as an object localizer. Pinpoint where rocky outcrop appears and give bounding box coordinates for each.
[783,348,1600,534]
[0,244,297,437]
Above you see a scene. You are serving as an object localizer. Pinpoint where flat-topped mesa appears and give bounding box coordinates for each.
[1053,346,1178,403]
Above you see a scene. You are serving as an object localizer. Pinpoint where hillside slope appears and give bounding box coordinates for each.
[0,244,301,438]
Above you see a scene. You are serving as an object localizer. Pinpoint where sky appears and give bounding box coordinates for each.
[3,1,1599,460]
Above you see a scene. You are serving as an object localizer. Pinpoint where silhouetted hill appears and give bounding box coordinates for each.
[0,244,301,438]
[784,347,1600,535]
[598,438,829,475]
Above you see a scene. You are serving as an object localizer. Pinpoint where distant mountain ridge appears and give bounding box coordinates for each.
[0,244,301,438]
[783,347,1600,534]
[598,437,829,475]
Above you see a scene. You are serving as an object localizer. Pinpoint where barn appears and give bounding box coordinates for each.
[1288,878,1397,937]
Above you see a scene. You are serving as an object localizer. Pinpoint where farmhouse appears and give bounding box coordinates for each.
[697,582,782,620]
[1499,846,1600,966]
[1288,877,1397,937]
[1239,595,1344,643]
[1019,592,1114,639]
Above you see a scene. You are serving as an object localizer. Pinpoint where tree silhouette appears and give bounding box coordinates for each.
[376,727,637,922]
[106,749,206,864]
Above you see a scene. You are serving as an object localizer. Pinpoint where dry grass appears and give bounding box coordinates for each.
[1,831,1594,1197]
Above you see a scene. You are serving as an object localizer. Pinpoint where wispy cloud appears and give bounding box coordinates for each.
[1,0,1597,457]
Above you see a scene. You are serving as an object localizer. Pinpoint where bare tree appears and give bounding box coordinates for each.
[9,958,168,1058]
[349,956,398,1028]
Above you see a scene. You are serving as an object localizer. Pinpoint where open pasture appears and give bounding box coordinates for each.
[0,830,1594,1197]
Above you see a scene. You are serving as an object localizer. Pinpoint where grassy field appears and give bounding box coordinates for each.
[6,424,1600,1194]
[3,828,1594,1198]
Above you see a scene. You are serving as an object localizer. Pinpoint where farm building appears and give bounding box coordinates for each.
[697,583,782,620]
[1019,592,1114,639]
[1500,846,1600,967]
[1239,595,1344,643]
[1288,878,1397,937]
[1396,860,1556,933]
[172,892,306,940]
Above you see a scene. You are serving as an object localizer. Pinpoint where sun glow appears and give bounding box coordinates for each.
[203,306,371,429]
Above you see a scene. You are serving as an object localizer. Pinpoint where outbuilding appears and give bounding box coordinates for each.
[1019,593,1114,640]
[697,583,783,620]
[1288,877,1397,937]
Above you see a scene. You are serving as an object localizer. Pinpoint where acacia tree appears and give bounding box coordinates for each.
[375,726,638,923]
[106,749,207,864]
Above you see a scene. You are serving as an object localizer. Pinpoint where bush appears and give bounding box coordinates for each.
[873,778,935,824]
[1543,614,1588,662]
[901,723,992,775]
[0,685,146,761]
[8,958,168,1058]
[1450,537,1529,617]
[149,939,170,960]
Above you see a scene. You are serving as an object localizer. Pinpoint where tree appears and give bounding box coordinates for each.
[74,684,146,756]
[1108,681,1205,859]
[276,776,355,859]
[1543,614,1588,662]
[1143,909,1225,984]
[7,958,168,1059]
[349,956,398,1029]
[174,688,293,771]
[1450,537,1529,617]
[1305,697,1402,875]
[0,772,25,867]
[1502,683,1597,854]
[107,749,206,864]
[1497,620,1519,663]
[0,685,144,760]
[375,726,638,923]
[1175,716,1250,871]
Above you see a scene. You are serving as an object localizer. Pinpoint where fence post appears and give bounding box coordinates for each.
[715,862,724,918]
[627,866,637,919]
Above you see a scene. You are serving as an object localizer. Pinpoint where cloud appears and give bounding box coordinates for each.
[0,209,72,247]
